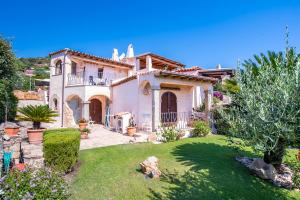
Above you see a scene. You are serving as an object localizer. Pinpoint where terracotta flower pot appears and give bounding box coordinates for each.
[79,122,88,130]
[27,129,45,144]
[15,163,26,171]
[81,132,89,139]
[127,127,136,136]
[4,127,20,137]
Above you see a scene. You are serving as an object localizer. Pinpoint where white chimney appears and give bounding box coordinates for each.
[112,48,119,61]
[119,53,125,60]
[126,44,134,58]
[217,64,222,69]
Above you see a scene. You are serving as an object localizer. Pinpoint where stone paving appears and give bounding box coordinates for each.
[80,125,149,150]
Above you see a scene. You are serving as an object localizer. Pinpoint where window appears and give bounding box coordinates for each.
[98,68,103,79]
[53,98,58,110]
[55,60,62,75]
[71,62,77,75]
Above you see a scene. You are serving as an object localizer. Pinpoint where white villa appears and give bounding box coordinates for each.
[49,45,217,132]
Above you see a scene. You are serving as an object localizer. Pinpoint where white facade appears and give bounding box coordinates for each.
[49,48,215,131]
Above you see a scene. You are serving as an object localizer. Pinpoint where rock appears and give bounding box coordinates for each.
[236,156,254,167]
[140,156,161,178]
[237,156,295,189]
[249,158,276,180]
[3,134,10,141]
[273,164,294,189]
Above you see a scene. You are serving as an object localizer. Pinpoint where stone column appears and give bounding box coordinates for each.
[204,90,212,116]
[135,58,141,71]
[82,101,90,121]
[146,55,153,71]
[151,85,160,132]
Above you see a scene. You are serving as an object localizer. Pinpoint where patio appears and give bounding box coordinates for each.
[80,124,149,150]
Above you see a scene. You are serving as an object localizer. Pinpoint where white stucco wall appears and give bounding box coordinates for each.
[112,79,139,123]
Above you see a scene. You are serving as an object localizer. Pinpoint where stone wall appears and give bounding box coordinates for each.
[0,125,44,169]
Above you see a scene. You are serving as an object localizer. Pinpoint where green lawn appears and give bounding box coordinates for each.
[70,135,300,200]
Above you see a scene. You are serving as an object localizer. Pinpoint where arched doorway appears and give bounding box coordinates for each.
[89,99,102,124]
[161,92,177,123]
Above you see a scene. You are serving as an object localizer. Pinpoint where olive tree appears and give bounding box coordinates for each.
[224,49,300,167]
[0,36,18,122]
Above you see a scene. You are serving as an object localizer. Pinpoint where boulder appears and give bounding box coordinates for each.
[249,158,276,180]
[140,156,161,178]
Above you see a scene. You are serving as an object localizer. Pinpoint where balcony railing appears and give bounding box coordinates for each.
[67,72,116,86]
[160,111,207,129]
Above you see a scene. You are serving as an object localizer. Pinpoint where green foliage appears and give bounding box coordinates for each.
[17,57,49,70]
[213,108,231,135]
[0,37,16,79]
[213,96,221,105]
[192,121,210,137]
[213,79,240,94]
[0,37,18,123]
[17,105,58,129]
[213,82,223,92]
[223,48,300,166]
[44,128,81,173]
[0,80,18,123]
[0,167,70,199]
[160,125,180,142]
[194,104,205,112]
[14,72,33,91]
[223,78,240,94]
[81,128,91,133]
[34,67,50,79]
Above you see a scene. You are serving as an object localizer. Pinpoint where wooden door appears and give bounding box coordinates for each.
[161,92,177,123]
[89,99,102,124]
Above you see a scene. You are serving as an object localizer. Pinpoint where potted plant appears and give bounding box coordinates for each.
[4,123,20,137]
[127,117,136,137]
[17,105,58,144]
[79,118,88,130]
[80,128,90,139]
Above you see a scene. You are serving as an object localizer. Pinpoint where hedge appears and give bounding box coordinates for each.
[43,128,80,173]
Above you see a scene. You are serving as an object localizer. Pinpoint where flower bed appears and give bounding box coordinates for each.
[0,168,69,199]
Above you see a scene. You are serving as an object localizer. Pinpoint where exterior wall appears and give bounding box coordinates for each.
[112,79,139,123]
[160,86,193,114]
[49,52,71,127]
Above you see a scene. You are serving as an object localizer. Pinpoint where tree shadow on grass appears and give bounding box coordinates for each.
[149,141,295,200]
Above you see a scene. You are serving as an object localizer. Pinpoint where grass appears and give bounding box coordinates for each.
[70,135,300,200]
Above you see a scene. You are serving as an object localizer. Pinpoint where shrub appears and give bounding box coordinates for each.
[160,125,180,142]
[43,128,80,173]
[192,121,210,137]
[0,167,70,199]
[213,108,231,135]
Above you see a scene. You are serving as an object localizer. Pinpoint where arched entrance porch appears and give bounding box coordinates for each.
[89,99,102,124]
[88,95,110,124]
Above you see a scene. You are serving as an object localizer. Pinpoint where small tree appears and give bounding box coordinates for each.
[17,105,58,129]
[224,48,300,168]
[0,36,18,122]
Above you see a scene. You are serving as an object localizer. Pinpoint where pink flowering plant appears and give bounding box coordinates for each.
[213,91,223,101]
[0,167,69,199]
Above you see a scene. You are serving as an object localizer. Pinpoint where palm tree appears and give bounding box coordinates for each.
[17,105,58,129]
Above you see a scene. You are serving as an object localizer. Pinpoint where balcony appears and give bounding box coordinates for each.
[67,72,115,86]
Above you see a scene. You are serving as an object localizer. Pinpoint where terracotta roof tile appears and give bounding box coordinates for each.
[49,48,134,68]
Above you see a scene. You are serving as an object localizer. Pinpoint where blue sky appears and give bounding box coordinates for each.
[1,0,300,68]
